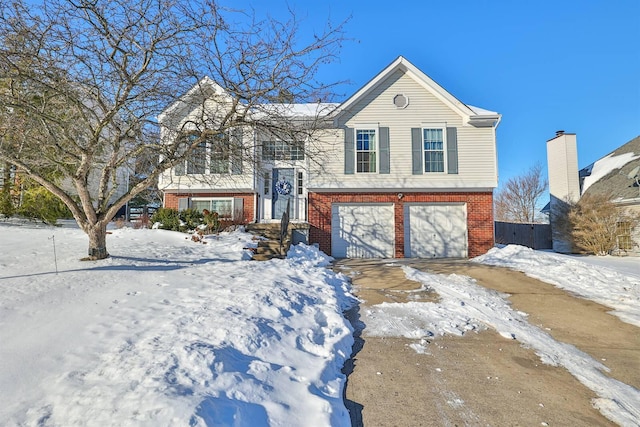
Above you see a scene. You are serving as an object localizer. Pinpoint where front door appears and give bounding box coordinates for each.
[272,168,295,219]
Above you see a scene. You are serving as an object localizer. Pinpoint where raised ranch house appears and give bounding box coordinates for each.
[158,56,501,258]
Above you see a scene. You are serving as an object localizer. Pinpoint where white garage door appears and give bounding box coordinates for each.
[331,204,395,258]
[404,204,467,258]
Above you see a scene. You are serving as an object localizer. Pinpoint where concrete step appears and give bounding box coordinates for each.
[257,240,290,248]
[246,222,308,261]
[246,226,286,240]
[251,253,285,261]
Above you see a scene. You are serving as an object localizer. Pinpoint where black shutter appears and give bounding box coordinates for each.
[379,127,390,174]
[344,127,354,174]
[231,128,243,175]
[411,128,422,175]
[446,127,458,174]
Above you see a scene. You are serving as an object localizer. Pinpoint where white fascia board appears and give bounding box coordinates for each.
[250,103,339,120]
[468,115,502,128]
[158,77,232,123]
[400,65,500,127]
[161,187,256,194]
[336,56,406,114]
[467,105,501,128]
[307,184,497,192]
[402,67,476,119]
[335,56,479,124]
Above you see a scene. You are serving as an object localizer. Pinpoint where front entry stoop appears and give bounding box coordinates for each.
[245,223,308,261]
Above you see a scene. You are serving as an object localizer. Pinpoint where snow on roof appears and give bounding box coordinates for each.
[467,105,499,116]
[252,102,340,118]
[581,151,640,195]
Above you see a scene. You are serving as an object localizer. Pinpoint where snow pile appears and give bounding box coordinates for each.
[474,245,640,327]
[0,224,356,426]
[581,151,640,194]
[288,243,334,268]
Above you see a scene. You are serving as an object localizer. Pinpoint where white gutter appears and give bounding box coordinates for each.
[252,127,259,223]
[492,115,502,188]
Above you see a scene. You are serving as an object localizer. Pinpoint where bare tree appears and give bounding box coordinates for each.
[495,163,548,223]
[564,193,640,255]
[0,0,346,259]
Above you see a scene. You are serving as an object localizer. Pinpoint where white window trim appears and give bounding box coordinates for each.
[176,130,239,176]
[209,130,242,175]
[261,139,305,162]
[421,124,448,174]
[209,134,233,175]
[174,132,196,176]
[297,171,304,195]
[186,141,208,175]
[354,124,379,174]
[263,171,271,196]
[190,197,235,218]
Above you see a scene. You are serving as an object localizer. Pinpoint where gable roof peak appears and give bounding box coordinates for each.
[337,56,497,124]
[158,76,231,122]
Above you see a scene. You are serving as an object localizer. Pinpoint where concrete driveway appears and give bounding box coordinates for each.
[334,259,639,427]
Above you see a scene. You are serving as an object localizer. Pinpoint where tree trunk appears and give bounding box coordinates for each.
[87,222,109,260]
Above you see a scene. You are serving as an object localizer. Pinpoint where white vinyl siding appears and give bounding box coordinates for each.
[307,71,497,190]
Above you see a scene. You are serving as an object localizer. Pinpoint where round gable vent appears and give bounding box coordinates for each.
[393,94,409,109]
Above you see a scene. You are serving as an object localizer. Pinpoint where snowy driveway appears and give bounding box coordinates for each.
[337,255,640,427]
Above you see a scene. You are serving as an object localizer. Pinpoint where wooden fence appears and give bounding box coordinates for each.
[495,221,552,250]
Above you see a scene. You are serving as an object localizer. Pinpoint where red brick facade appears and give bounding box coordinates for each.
[163,192,255,224]
[308,191,494,258]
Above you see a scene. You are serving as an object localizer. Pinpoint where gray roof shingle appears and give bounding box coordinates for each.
[580,136,640,201]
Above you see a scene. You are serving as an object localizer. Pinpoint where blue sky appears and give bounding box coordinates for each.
[236,0,639,189]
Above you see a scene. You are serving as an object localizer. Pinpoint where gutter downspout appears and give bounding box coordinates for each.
[492,115,502,251]
[252,127,258,223]
[492,115,502,185]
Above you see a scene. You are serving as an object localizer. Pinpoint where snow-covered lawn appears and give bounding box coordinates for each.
[0,222,356,426]
[1,222,639,426]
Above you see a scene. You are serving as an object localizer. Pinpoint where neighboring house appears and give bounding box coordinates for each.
[158,56,501,258]
[546,132,640,254]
